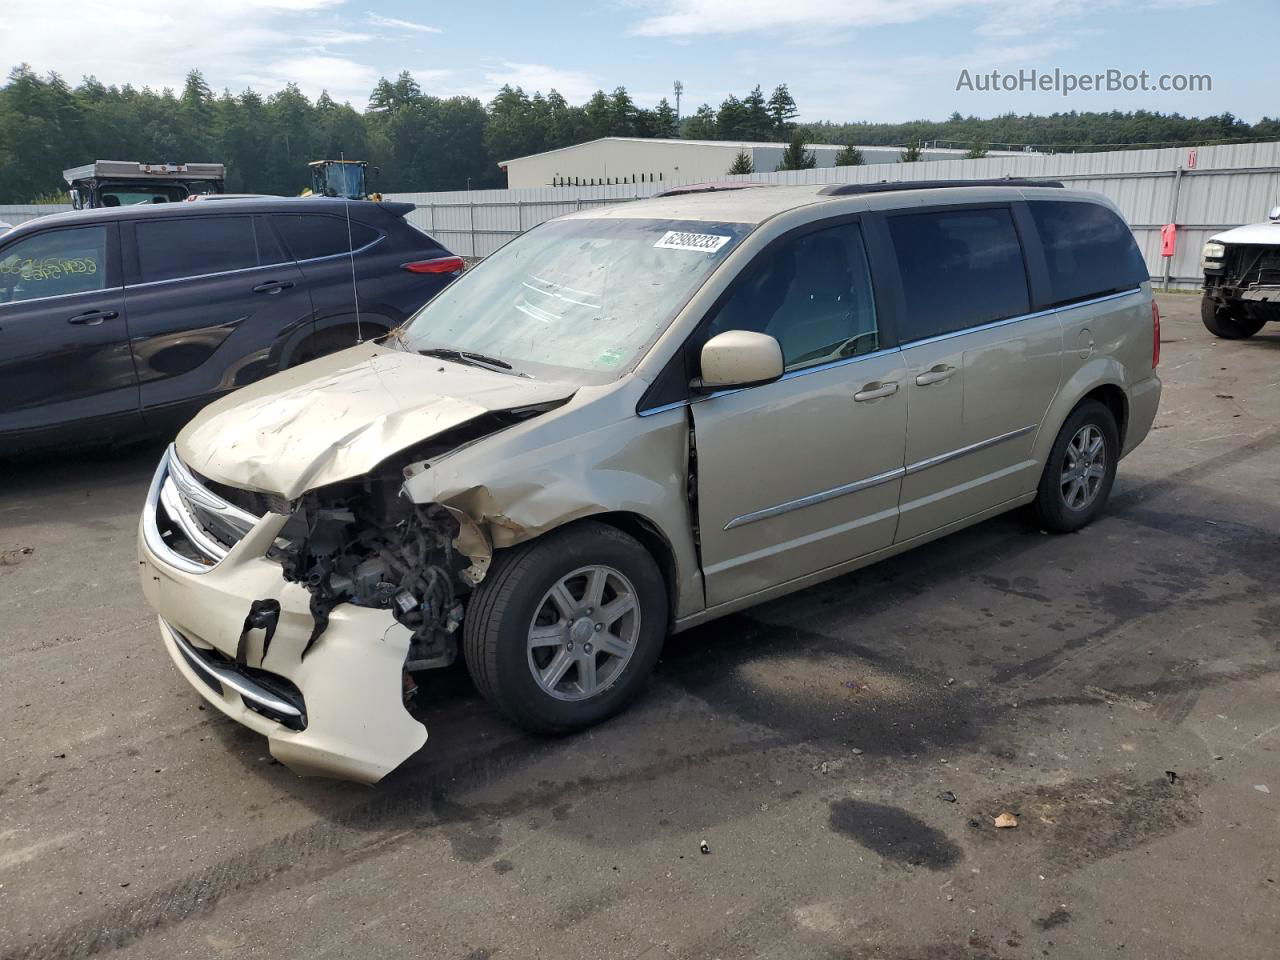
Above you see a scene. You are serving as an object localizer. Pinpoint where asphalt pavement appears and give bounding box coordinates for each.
[2,292,1278,960]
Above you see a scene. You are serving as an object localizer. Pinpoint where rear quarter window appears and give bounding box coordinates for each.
[1030,200,1149,306]
[273,214,380,261]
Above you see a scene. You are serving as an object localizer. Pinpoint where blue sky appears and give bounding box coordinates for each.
[4,0,1276,126]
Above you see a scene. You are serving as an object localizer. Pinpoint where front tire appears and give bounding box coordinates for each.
[1201,296,1265,339]
[1034,400,1119,533]
[462,521,667,734]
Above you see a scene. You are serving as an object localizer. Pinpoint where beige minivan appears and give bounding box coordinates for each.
[138,180,1162,782]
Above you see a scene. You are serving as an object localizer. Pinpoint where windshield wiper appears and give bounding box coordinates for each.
[418,347,514,372]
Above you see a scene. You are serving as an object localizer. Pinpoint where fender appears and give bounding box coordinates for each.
[401,397,706,622]
[1029,355,1129,490]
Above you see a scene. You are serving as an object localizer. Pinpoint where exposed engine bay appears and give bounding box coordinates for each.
[274,478,470,669]
[268,408,560,670]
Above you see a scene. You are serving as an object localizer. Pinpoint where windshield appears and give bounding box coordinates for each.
[98,183,189,206]
[313,164,365,199]
[395,217,750,381]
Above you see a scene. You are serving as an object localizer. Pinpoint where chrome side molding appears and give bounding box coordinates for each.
[723,423,1038,531]
[724,467,905,530]
[904,424,1037,476]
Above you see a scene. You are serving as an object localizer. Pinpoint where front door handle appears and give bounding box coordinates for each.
[67,309,119,326]
[915,364,957,386]
[252,280,295,294]
[853,381,899,402]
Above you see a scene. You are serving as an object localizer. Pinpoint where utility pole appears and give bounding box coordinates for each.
[673,80,683,122]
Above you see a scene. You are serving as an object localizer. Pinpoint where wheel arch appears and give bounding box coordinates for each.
[1081,382,1129,449]
[489,511,682,634]
[1033,358,1130,477]
[276,313,395,369]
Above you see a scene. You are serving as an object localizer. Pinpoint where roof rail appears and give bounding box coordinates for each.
[817,178,1064,197]
[653,181,777,198]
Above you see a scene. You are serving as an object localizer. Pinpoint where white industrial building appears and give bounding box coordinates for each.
[499,137,1038,188]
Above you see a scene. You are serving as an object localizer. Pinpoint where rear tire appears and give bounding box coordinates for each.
[1034,400,1119,533]
[462,521,667,735]
[1201,296,1265,339]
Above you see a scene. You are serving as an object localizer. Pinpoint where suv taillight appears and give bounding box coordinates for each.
[1151,301,1161,368]
[403,256,464,274]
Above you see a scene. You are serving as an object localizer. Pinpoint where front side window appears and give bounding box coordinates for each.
[395,217,750,382]
[135,216,260,283]
[705,221,879,371]
[1031,200,1149,305]
[888,207,1030,342]
[0,226,108,304]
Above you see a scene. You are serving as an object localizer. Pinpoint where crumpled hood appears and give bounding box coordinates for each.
[177,343,575,499]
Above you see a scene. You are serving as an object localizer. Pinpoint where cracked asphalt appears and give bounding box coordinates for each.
[2,293,1278,960]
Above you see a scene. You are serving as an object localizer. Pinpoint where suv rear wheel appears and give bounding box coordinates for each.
[1201,297,1266,339]
[462,521,667,734]
[1034,400,1119,533]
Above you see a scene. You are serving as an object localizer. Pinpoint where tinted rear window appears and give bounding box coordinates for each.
[274,215,380,261]
[1030,200,1148,305]
[888,207,1030,342]
[136,216,259,283]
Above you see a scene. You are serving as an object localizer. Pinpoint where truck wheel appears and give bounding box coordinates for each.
[1201,297,1265,339]
[463,521,667,735]
[1034,400,1119,533]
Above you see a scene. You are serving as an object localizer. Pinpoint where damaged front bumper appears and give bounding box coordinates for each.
[138,446,428,783]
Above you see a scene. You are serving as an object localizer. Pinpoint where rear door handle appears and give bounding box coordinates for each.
[853,381,899,402]
[67,309,119,326]
[914,364,957,386]
[252,280,295,294]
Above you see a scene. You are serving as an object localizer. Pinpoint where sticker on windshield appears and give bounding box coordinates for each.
[653,230,731,253]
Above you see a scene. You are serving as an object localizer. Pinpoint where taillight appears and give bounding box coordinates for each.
[1151,301,1161,368]
[403,256,464,274]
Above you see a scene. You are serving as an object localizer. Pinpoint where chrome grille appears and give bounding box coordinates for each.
[146,445,263,571]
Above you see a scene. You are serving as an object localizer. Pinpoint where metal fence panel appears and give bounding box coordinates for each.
[0,203,73,225]
[4,140,1278,289]
[390,139,1280,289]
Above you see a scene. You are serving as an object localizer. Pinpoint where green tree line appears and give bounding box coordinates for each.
[800,110,1280,154]
[1,63,1277,203]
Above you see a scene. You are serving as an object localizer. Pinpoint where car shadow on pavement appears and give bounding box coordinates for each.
[0,441,168,500]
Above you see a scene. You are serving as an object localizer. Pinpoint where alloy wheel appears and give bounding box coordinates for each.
[1060,423,1106,510]
[527,564,641,702]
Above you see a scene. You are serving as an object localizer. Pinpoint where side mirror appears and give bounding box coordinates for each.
[695,330,784,391]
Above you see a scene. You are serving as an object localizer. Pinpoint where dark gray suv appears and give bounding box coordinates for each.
[0,197,461,454]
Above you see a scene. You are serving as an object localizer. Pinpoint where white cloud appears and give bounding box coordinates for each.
[0,0,383,103]
[364,13,442,33]
[484,62,601,101]
[629,0,994,38]
[243,56,381,100]
[421,62,602,103]
[629,0,1221,42]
